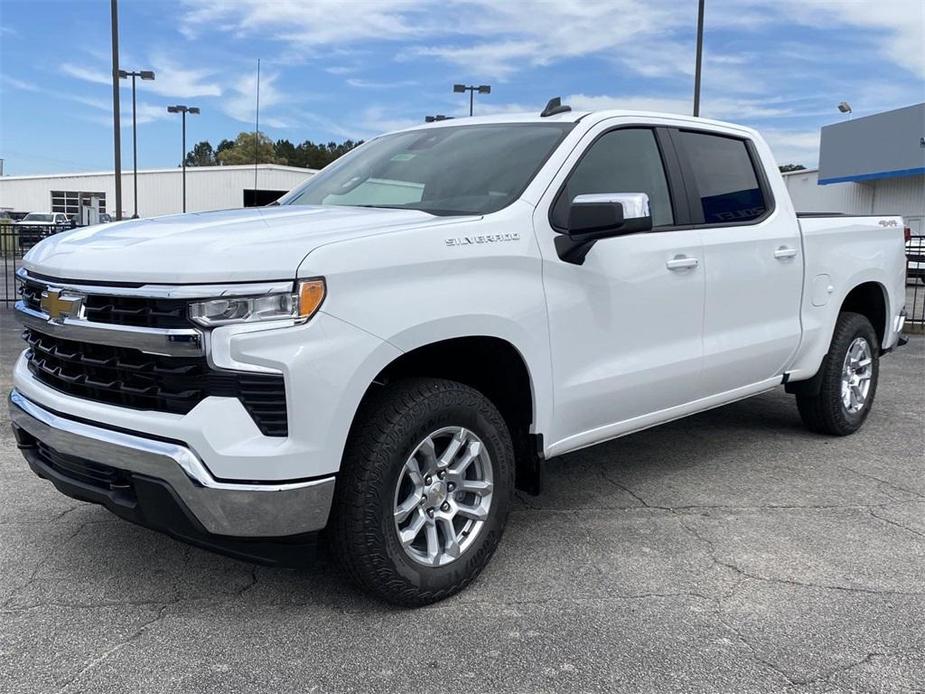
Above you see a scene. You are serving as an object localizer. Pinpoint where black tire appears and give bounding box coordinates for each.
[329,378,514,606]
[796,312,879,436]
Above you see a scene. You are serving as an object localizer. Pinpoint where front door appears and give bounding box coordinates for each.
[534,124,705,451]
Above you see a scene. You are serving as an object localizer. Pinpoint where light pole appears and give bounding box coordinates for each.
[693,0,705,117]
[119,69,155,218]
[110,0,122,220]
[167,105,200,213]
[453,84,491,116]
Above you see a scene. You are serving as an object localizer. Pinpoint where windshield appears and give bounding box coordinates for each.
[282,123,572,216]
[23,213,54,222]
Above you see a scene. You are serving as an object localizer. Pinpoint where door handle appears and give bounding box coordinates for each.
[774,246,798,259]
[666,255,699,271]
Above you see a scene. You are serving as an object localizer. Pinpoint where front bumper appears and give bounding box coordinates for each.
[9,390,335,543]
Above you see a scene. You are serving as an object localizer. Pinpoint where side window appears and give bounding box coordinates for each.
[676,131,767,224]
[552,128,674,228]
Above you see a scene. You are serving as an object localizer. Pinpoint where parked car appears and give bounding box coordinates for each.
[13,212,73,249]
[9,103,908,605]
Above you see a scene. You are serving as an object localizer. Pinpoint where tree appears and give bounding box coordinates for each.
[274,138,362,169]
[778,163,807,172]
[216,132,287,166]
[215,138,235,158]
[184,141,217,167]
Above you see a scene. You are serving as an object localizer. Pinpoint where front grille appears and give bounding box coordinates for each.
[24,328,288,436]
[21,279,191,329]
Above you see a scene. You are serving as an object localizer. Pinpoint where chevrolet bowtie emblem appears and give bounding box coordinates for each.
[40,289,83,323]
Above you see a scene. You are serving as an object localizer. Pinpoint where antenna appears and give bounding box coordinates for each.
[254,58,260,202]
[540,97,571,117]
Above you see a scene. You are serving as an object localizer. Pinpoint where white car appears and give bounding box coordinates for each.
[9,102,908,605]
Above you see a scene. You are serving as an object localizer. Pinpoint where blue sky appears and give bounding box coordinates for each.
[1,0,923,176]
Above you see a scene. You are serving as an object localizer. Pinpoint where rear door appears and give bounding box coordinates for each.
[672,129,803,393]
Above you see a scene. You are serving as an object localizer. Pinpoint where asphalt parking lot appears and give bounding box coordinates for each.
[1,307,922,694]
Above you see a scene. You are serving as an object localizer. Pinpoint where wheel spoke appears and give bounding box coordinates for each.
[404,456,425,488]
[416,437,438,475]
[399,509,426,547]
[438,517,461,559]
[448,441,482,476]
[424,521,440,566]
[851,384,865,403]
[459,478,493,495]
[394,491,422,523]
[456,499,490,522]
[438,429,467,469]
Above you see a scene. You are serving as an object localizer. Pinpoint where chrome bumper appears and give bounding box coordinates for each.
[8,390,334,537]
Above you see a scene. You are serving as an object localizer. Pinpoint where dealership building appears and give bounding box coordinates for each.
[783,103,924,235]
[0,164,317,221]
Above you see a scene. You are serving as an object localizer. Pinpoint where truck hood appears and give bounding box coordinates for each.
[23,205,467,283]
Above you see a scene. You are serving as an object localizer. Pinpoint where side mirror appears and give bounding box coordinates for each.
[556,193,653,264]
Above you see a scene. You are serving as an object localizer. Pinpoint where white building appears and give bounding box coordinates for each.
[784,168,924,235]
[783,103,924,236]
[0,164,317,220]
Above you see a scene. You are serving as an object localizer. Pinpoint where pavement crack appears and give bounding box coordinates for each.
[867,509,925,540]
[596,468,653,508]
[675,518,923,598]
[1,520,93,610]
[55,603,171,692]
[834,464,925,502]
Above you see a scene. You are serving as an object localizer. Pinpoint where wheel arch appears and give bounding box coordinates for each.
[839,280,889,347]
[353,333,545,494]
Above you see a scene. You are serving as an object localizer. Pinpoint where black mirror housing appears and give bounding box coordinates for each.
[556,193,654,265]
[567,201,625,234]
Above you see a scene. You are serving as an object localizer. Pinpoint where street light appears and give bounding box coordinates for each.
[424,114,454,122]
[166,105,199,213]
[838,102,853,119]
[119,69,155,218]
[453,84,491,116]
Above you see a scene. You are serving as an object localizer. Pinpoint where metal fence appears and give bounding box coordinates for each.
[2,222,925,332]
[907,233,925,334]
[2,223,69,306]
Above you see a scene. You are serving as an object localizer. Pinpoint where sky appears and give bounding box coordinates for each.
[0,0,923,176]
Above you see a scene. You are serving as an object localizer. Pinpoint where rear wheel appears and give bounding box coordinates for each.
[796,312,879,436]
[329,378,514,606]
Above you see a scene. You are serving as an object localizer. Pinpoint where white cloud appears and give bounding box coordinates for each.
[565,93,799,121]
[709,0,925,78]
[60,58,221,98]
[0,75,40,92]
[346,78,418,89]
[179,0,431,45]
[759,128,821,168]
[222,71,289,128]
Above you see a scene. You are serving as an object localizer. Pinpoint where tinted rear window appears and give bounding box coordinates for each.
[676,131,767,224]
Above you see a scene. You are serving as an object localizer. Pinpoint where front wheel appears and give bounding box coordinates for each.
[796,312,879,436]
[329,378,514,606]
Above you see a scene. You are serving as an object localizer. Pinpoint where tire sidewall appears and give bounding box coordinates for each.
[830,315,879,431]
[372,388,514,595]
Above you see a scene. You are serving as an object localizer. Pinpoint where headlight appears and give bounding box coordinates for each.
[189,278,326,327]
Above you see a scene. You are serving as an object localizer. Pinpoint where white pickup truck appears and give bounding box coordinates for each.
[10,102,908,605]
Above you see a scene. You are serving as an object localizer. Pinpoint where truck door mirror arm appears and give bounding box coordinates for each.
[554,193,653,265]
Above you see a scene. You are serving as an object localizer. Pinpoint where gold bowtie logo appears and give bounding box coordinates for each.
[40,289,83,323]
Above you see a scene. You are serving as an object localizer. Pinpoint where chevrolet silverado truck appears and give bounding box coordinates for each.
[9,102,908,605]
